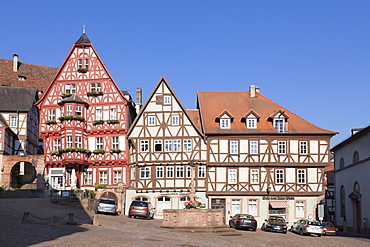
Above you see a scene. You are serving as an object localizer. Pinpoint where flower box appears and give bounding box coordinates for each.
[77,68,88,73]
[45,120,57,125]
[106,119,119,124]
[58,116,85,122]
[92,120,105,125]
[184,201,202,209]
[93,149,105,154]
[50,151,60,156]
[110,149,121,153]
[87,91,104,96]
[61,93,72,98]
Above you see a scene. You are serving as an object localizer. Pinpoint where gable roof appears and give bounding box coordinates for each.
[0,86,38,111]
[0,57,58,94]
[197,90,337,135]
[58,94,88,106]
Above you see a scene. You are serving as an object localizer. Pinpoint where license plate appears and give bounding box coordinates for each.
[274,226,281,229]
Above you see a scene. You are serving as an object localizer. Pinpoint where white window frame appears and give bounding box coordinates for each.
[84,172,92,185]
[66,136,73,148]
[65,84,76,94]
[165,140,172,152]
[10,116,17,127]
[172,115,179,125]
[148,116,155,126]
[230,141,238,154]
[140,140,149,152]
[75,136,82,148]
[75,105,82,116]
[297,169,306,184]
[78,59,82,69]
[173,140,181,152]
[166,166,174,178]
[250,141,258,154]
[183,139,192,152]
[84,59,89,70]
[48,109,56,121]
[300,141,307,155]
[198,166,206,178]
[110,108,116,120]
[228,169,237,184]
[220,118,230,129]
[164,95,171,105]
[99,171,107,184]
[140,167,150,179]
[113,171,121,184]
[96,137,103,150]
[66,105,73,116]
[96,109,103,120]
[251,169,259,184]
[186,166,191,178]
[248,199,258,216]
[112,136,119,150]
[276,169,284,184]
[278,141,286,154]
[156,166,164,178]
[274,119,285,133]
[154,140,162,152]
[247,118,257,129]
[296,200,305,218]
[53,138,61,151]
[176,166,184,178]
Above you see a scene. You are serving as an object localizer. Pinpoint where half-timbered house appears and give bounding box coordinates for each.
[126,77,207,217]
[36,32,136,197]
[197,85,337,226]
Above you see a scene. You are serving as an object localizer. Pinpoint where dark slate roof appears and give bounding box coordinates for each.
[58,94,88,105]
[0,86,37,111]
[0,58,58,94]
[75,33,91,44]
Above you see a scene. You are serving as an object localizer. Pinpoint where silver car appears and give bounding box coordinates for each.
[95,198,117,215]
[291,219,323,237]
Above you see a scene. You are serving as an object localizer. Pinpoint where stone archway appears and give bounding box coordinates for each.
[95,189,123,214]
[10,161,36,188]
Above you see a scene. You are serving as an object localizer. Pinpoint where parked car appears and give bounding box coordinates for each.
[229,214,257,231]
[261,216,288,234]
[291,219,323,237]
[322,222,339,236]
[95,198,117,215]
[128,201,155,219]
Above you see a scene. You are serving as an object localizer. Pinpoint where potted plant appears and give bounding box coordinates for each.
[50,151,60,156]
[110,148,121,153]
[77,68,88,73]
[184,201,202,209]
[87,91,104,96]
[60,93,72,98]
[94,183,106,191]
[93,149,105,154]
[45,120,57,125]
[92,120,105,125]
[107,119,119,124]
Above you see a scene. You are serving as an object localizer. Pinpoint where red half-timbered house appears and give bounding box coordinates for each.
[36,32,136,194]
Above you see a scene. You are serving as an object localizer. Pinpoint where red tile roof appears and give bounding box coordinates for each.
[197,91,337,135]
[0,58,58,94]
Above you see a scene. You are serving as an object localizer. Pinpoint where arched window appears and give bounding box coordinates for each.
[157,196,171,213]
[354,182,360,193]
[340,186,346,218]
[340,158,345,169]
[134,196,149,202]
[353,151,359,163]
[179,196,190,209]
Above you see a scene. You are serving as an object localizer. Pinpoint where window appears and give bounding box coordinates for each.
[228,169,237,184]
[99,171,107,184]
[340,158,344,169]
[96,109,103,120]
[134,196,149,202]
[247,118,257,129]
[140,167,150,179]
[148,116,155,126]
[353,151,359,163]
[165,140,172,152]
[166,166,174,178]
[48,109,56,121]
[140,140,149,152]
[278,141,286,154]
[113,171,121,184]
[84,59,89,70]
[300,141,307,155]
[75,136,82,148]
[131,168,135,180]
[75,105,82,116]
[186,166,191,178]
[248,199,258,216]
[198,166,206,178]
[183,139,192,152]
[154,140,162,152]
[164,95,171,104]
[172,115,179,125]
[297,169,306,184]
[250,141,258,154]
[10,116,17,127]
[157,196,171,214]
[274,119,285,133]
[53,139,61,151]
[251,169,259,184]
[65,84,76,94]
[78,59,82,69]
[66,105,73,116]
[276,169,284,184]
[156,166,164,178]
[112,136,119,149]
[230,141,238,154]
[173,140,181,152]
[96,137,103,150]
[176,166,184,178]
[220,118,230,129]
[232,199,241,215]
[110,108,116,120]
[84,172,92,185]
[90,82,102,91]
[296,201,305,218]
[66,136,73,148]
[340,186,346,217]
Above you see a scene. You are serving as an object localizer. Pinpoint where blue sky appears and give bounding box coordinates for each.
[2,1,370,147]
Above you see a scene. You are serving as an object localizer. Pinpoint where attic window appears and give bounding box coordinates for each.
[269,109,289,133]
[274,119,286,133]
[246,114,258,129]
[220,116,231,129]
[18,76,26,81]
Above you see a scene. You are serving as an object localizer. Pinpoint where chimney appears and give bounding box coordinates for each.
[250,85,256,97]
[13,54,19,72]
[136,88,142,113]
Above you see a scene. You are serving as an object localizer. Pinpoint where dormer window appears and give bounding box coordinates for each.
[247,118,257,129]
[220,118,230,129]
[274,119,285,133]
[216,110,234,129]
[242,110,260,129]
[269,109,289,133]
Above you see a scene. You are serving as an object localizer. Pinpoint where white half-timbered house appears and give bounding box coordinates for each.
[36,32,136,192]
[126,77,207,217]
[197,85,337,226]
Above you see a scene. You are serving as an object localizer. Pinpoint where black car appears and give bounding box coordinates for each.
[229,214,257,231]
[261,216,288,233]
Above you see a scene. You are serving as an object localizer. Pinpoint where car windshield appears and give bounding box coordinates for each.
[322,222,335,227]
[308,221,322,226]
[99,199,116,204]
[238,214,254,219]
[131,201,148,207]
[269,217,285,223]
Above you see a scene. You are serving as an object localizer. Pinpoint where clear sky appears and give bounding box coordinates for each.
[2,1,370,147]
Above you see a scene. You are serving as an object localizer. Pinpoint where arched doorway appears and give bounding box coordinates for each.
[10,161,36,188]
[348,182,362,233]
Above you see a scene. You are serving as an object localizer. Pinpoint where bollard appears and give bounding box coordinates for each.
[53,216,60,226]
[22,212,30,223]
[68,213,75,225]
[93,214,99,226]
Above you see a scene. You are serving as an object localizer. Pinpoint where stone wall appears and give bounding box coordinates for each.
[161,209,225,228]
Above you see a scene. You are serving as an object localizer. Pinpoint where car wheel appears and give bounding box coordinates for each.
[299,229,304,236]
[317,234,322,237]
[128,215,132,218]
[261,224,265,231]
[284,231,287,234]
[253,227,257,231]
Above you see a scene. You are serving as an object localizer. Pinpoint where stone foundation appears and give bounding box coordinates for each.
[161,209,226,228]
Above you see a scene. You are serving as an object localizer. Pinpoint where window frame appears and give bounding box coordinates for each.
[300,141,307,155]
[140,140,149,152]
[83,172,93,185]
[247,118,257,129]
[140,167,150,179]
[156,166,164,178]
[148,116,156,126]
[112,136,119,150]
[278,141,286,154]
[228,169,237,184]
[297,169,306,184]
[183,139,192,152]
[276,169,284,184]
[250,141,258,154]
[96,137,103,150]
[198,166,206,178]
[176,166,184,178]
[48,109,56,121]
[166,166,174,178]
[113,171,122,184]
[99,171,107,184]
[251,169,259,184]
[220,118,230,129]
[154,140,162,152]
[230,141,238,154]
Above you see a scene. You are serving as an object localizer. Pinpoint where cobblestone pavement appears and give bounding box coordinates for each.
[1,198,370,247]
